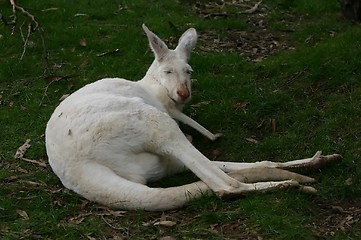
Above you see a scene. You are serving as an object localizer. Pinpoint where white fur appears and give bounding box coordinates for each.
[46,25,341,211]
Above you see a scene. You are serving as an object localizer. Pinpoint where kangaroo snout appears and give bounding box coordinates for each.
[177,84,190,101]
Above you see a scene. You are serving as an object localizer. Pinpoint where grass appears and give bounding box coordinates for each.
[1,0,361,239]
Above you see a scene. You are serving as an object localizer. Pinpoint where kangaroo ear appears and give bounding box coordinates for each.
[175,28,197,61]
[143,24,169,62]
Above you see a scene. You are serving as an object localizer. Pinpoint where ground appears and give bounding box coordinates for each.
[1,0,361,239]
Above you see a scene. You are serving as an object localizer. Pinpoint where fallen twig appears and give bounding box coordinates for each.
[10,0,17,33]
[243,0,263,14]
[1,0,48,64]
[20,158,47,168]
[19,23,32,61]
[14,4,39,31]
[40,74,78,106]
[203,12,228,19]
[14,4,43,62]
[14,139,47,168]
[100,215,128,231]
[41,7,59,12]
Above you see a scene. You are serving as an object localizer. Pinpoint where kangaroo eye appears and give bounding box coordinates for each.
[186,70,193,75]
[164,70,173,74]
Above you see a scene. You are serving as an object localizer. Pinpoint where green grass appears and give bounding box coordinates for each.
[1,0,361,239]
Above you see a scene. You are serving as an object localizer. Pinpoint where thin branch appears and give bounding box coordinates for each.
[14,4,39,31]
[3,0,48,66]
[243,0,263,14]
[39,80,54,106]
[10,0,17,33]
[10,0,16,15]
[19,23,32,62]
[100,215,128,232]
[19,22,25,42]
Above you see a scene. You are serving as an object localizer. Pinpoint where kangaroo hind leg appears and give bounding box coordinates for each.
[213,151,342,172]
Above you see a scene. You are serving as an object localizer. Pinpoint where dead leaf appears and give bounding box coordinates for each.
[17,166,28,173]
[142,220,153,227]
[345,177,353,185]
[113,236,125,240]
[80,200,90,209]
[80,38,87,47]
[96,49,120,57]
[154,220,177,227]
[209,223,219,233]
[118,4,127,12]
[14,139,31,159]
[271,119,276,133]
[234,101,249,110]
[245,137,258,144]
[69,213,92,224]
[159,237,176,240]
[79,58,89,68]
[53,200,63,206]
[108,210,126,217]
[16,209,29,220]
[257,119,265,129]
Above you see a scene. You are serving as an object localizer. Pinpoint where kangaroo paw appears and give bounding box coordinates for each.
[281,151,342,170]
[314,153,342,168]
[215,180,300,199]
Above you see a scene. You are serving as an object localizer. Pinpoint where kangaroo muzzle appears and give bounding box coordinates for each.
[176,84,190,101]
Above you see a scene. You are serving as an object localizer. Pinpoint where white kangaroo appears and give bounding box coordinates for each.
[45,24,341,211]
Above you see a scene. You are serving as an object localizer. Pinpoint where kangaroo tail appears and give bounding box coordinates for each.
[61,162,210,211]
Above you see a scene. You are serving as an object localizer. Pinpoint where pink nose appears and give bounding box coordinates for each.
[177,88,190,101]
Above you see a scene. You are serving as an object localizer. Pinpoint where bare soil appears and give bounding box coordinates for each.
[193,0,296,61]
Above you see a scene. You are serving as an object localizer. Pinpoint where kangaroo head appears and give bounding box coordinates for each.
[142,24,197,105]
